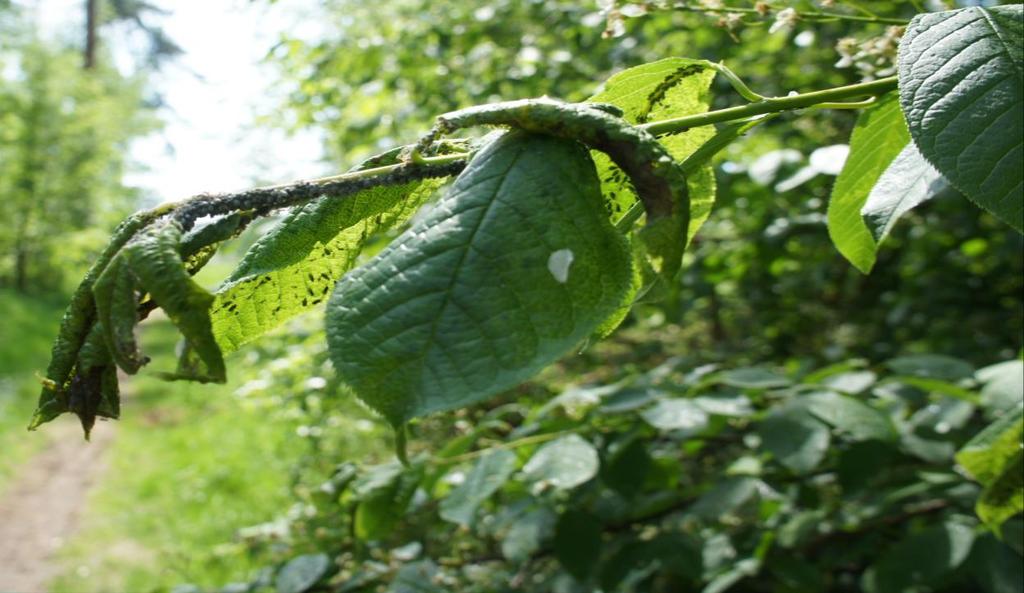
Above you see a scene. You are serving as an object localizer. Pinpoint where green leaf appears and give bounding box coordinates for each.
[439,449,517,527]
[827,93,909,273]
[600,534,703,590]
[601,437,652,497]
[957,405,1024,530]
[500,506,556,562]
[352,462,423,540]
[689,476,759,520]
[123,221,225,381]
[522,434,600,491]
[211,154,454,354]
[968,535,1024,593]
[976,360,1024,414]
[326,132,632,425]
[387,561,443,593]
[587,58,717,237]
[717,367,791,390]
[276,554,331,593]
[92,253,143,374]
[553,509,603,580]
[641,398,709,433]
[886,354,975,381]
[863,520,976,593]
[820,371,876,394]
[898,5,1023,232]
[861,142,948,244]
[758,406,831,474]
[804,391,897,442]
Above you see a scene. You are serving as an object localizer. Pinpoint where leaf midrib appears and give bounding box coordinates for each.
[402,144,526,410]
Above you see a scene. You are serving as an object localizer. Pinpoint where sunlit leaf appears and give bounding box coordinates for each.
[827,93,908,273]
[523,434,600,491]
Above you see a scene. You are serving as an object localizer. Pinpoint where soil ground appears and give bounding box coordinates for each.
[0,418,116,593]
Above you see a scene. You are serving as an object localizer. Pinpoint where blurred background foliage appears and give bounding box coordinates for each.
[0,0,1020,592]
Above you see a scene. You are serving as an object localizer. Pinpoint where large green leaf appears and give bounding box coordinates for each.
[827,93,909,273]
[211,157,452,354]
[898,5,1023,232]
[587,58,717,237]
[439,449,517,526]
[326,132,632,425]
[957,405,1024,530]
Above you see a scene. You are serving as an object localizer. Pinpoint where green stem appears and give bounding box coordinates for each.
[431,429,575,466]
[640,76,896,136]
[671,3,909,25]
[303,77,896,192]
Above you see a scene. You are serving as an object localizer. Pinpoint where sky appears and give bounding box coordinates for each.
[24,0,328,203]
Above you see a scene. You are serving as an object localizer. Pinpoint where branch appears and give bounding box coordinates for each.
[671,2,909,25]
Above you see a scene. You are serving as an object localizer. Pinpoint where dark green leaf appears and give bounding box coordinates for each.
[887,354,975,381]
[353,462,423,540]
[326,132,632,425]
[276,554,331,593]
[804,391,897,442]
[689,477,760,520]
[602,438,652,498]
[387,561,443,593]
[863,520,976,593]
[553,509,602,580]
[758,407,830,474]
[439,449,517,527]
[968,535,1024,593]
[898,5,1023,231]
[717,367,791,390]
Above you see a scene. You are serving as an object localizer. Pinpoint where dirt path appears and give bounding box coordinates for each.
[0,418,116,593]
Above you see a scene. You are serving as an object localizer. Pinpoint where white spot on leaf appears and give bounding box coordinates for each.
[547,249,574,283]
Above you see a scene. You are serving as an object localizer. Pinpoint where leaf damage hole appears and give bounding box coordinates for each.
[547,249,575,284]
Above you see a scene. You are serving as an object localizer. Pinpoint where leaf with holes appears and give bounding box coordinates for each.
[588,58,717,237]
[326,132,632,425]
[898,5,1023,232]
[209,150,460,356]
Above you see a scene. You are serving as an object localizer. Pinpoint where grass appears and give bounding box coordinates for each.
[0,289,67,490]
[48,318,310,592]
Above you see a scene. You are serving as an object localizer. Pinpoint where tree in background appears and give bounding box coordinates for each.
[0,25,158,292]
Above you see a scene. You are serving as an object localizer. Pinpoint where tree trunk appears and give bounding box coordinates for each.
[84,0,98,69]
